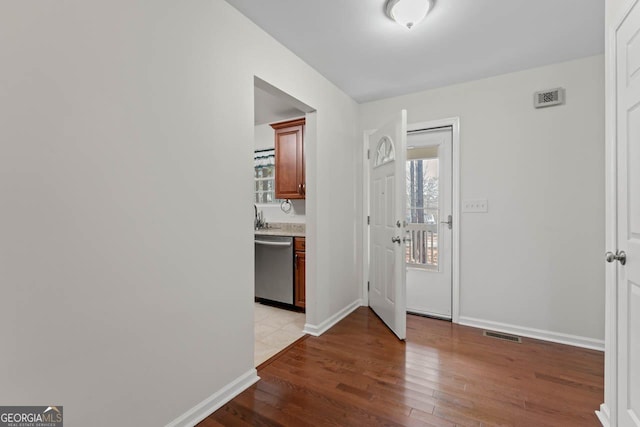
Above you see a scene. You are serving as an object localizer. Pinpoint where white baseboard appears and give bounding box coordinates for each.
[595,403,611,427]
[458,316,604,351]
[303,299,362,336]
[165,369,259,427]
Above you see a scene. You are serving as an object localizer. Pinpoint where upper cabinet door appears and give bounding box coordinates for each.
[272,118,305,199]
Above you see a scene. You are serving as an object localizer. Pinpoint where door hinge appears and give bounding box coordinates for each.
[367,215,370,225]
[367,281,370,291]
[367,149,370,159]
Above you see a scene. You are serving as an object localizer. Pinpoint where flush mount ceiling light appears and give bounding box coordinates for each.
[385,0,433,30]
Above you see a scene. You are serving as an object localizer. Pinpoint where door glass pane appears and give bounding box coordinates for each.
[375,136,395,167]
[405,157,439,271]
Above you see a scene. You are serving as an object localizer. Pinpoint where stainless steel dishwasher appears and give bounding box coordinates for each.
[254,235,293,304]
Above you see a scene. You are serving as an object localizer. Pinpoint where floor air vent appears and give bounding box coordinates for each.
[483,330,522,343]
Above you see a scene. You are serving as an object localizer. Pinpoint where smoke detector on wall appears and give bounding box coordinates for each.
[534,87,565,108]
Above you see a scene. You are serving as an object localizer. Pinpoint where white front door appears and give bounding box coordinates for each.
[369,110,407,340]
[405,127,453,319]
[616,4,640,425]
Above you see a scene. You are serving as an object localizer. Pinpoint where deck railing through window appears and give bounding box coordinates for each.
[405,223,438,271]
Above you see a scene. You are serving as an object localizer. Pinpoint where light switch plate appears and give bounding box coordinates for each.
[463,199,488,213]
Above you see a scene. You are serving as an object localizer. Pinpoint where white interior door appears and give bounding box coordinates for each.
[405,128,453,319]
[369,110,407,340]
[616,4,640,425]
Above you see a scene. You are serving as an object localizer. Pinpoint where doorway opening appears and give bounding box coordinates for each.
[405,126,453,320]
[252,77,316,367]
[364,115,460,339]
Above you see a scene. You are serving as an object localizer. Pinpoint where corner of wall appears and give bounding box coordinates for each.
[165,369,259,427]
[303,299,362,336]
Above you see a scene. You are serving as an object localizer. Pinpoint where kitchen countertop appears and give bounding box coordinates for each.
[254,222,305,238]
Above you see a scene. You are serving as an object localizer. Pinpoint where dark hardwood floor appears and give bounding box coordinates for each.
[201,307,604,426]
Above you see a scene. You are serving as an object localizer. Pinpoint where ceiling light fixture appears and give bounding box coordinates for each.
[385,0,433,30]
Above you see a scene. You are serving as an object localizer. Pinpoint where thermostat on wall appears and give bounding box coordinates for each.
[534,87,565,108]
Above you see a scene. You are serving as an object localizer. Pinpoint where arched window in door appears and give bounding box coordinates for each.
[374,136,395,167]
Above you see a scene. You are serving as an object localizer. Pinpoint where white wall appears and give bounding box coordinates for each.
[255,123,275,151]
[256,200,306,225]
[254,123,305,224]
[360,55,605,345]
[0,1,360,426]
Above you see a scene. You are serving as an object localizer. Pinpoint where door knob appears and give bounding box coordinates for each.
[391,236,401,244]
[605,250,627,266]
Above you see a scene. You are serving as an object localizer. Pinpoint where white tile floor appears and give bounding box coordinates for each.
[254,303,306,366]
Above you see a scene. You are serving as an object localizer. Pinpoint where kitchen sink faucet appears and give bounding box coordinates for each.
[254,204,266,230]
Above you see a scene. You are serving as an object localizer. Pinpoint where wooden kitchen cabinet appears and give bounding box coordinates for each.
[271,118,305,199]
[294,237,306,309]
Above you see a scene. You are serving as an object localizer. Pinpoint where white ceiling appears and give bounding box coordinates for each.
[226,0,604,103]
[254,86,305,125]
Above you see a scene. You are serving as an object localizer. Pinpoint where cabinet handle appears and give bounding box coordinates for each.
[302,183,306,194]
[295,253,298,268]
[298,183,303,194]
[255,240,292,247]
